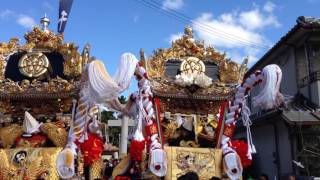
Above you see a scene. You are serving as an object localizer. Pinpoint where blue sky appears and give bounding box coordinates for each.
[1,0,320,96]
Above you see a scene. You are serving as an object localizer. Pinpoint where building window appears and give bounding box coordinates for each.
[307,43,320,73]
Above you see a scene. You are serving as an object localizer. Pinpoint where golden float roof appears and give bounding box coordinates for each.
[0,25,91,100]
[142,26,248,100]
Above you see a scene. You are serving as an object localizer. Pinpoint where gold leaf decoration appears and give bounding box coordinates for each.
[145,26,230,80]
[0,148,62,180]
[0,124,23,148]
[40,123,68,147]
[0,26,83,83]
[165,146,222,180]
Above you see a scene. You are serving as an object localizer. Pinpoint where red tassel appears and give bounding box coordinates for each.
[77,132,104,166]
[232,140,252,168]
[129,139,145,161]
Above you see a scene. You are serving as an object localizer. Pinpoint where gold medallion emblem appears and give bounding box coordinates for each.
[180,57,205,74]
[18,52,49,78]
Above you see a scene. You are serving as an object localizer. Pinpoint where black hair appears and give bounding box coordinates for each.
[177,171,199,180]
[260,174,269,180]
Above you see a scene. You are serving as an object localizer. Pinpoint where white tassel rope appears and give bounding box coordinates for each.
[73,53,138,142]
[221,64,283,175]
[135,64,167,177]
[253,64,283,109]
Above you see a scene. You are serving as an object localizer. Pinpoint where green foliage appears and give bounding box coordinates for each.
[118,95,127,104]
[101,111,115,124]
[100,95,127,123]
[100,95,128,147]
[297,125,320,176]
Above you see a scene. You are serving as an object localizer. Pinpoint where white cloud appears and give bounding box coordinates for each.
[162,0,184,10]
[1,9,37,29]
[192,13,266,63]
[187,2,280,65]
[168,32,183,43]
[17,15,36,29]
[239,9,264,30]
[263,1,276,13]
[239,8,280,30]
[193,13,266,49]
[0,9,15,19]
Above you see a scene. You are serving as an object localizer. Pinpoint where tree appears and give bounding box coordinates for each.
[101,111,115,124]
[100,95,128,147]
[100,95,127,123]
[118,95,127,104]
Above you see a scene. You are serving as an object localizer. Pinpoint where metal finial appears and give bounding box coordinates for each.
[184,25,193,38]
[40,14,50,32]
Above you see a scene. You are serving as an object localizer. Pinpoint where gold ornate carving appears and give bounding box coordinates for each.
[18,52,50,78]
[150,80,235,101]
[145,26,228,79]
[194,115,217,143]
[0,59,6,80]
[0,77,77,95]
[219,61,240,83]
[0,100,11,113]
[24,27,63,49]
[24,27,83,77]
[0,147,62,180]
[40,123,67,147]
[0,38,19,80]
[162,121,180,140]
[58,98,73,112]
[165,146,222,180]
[0,38,19,55]
[90,159,104,180]
[179,140,200,148]
[0,26,83,82]
[0,124,23,148]
[77,150,84,177]
[144,26,247,86]
[58,43,82,77]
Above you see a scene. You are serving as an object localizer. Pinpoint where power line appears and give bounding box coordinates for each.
[149,0,266,47]
[146,0,269,49]
[134,0,269,49]
[147,0,270,49]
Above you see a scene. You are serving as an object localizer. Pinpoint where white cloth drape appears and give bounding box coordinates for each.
[113,53,139,91]
[87,53,138,104]
[73,53,138,142]
[253,64,283,109]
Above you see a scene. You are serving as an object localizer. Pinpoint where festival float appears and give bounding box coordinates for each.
[108,27,284,179]
[0,15,105,179]
[0,6,284,180]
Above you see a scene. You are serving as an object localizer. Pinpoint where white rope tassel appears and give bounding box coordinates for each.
[221,64,283,180]
[253,64,283,109]
[133,109,145,141]
[135,64,167,177]
[241,99,256,160]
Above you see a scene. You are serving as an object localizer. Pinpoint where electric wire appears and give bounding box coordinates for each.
[148,0,269,49]
[134,0,270,49]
